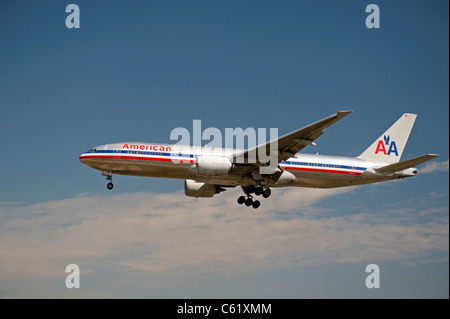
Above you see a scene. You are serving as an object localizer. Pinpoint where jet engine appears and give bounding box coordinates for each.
[193,155,232,176]
[275,170,298,185]
[184,179,225,198]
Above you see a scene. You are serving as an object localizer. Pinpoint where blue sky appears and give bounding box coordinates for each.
[0,1,448,298]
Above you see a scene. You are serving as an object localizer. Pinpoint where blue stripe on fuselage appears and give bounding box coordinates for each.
[90,150,367,172]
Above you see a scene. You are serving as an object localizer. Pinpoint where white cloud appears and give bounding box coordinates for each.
[0,187,448,297]
[420,158,449,174]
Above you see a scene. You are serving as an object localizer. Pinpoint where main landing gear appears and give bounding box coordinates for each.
[237,184,271,209]
[102,171,114,190]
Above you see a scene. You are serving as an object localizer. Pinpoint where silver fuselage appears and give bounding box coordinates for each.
[79,142,417,188]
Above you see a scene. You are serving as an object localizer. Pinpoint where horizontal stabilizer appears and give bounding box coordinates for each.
[376,154,439,173]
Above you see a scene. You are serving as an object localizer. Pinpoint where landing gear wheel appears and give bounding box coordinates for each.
[262,188,271,198]
[255,186,263,196]
[245,198,253,206]
[237,196,246,205]
[103,171,114,190]
[247,185,256,194]
[252,200,261,209]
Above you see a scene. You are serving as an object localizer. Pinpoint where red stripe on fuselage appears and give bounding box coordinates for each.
[79,155,362,175]
[79,155,195,164]
[281,165,362,175]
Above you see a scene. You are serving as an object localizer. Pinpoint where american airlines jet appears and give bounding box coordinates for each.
[79,112,438,209]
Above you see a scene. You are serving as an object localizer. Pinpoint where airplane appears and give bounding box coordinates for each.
[79,111,438,209]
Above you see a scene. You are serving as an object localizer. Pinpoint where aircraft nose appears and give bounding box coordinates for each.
[79,147,98,164]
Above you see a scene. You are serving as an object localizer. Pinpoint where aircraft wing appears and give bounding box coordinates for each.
[375,154,439,173]
[232,111,352,165]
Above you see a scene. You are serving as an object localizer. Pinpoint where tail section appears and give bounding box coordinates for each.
[357,113,417,164]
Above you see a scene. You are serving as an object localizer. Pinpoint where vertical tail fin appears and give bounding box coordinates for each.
[357,113,417,164]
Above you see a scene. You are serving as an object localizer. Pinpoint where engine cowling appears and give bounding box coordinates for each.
[194,155,232,176]
[276,170,298,185]
[184,179,224,198]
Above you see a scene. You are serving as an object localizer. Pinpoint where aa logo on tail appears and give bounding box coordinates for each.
[375,135,398,156]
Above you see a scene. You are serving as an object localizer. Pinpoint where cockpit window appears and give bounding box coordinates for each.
[86,148,97,153]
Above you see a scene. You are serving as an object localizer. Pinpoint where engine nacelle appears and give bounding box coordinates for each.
[276,170,298,185]
[194,155,232,176]
[184,179,224,198]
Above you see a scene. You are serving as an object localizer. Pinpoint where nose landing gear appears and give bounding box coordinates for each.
[102,171,114,190]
